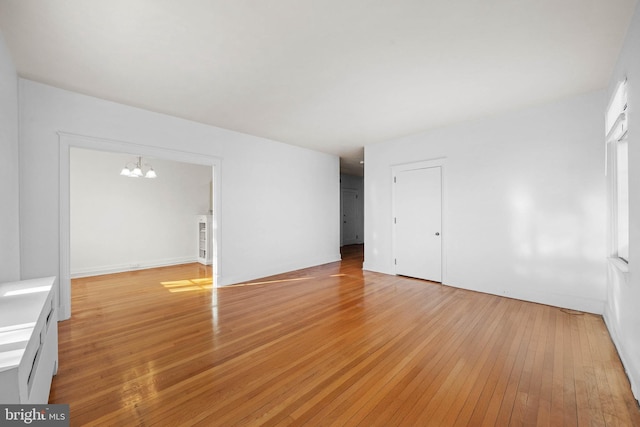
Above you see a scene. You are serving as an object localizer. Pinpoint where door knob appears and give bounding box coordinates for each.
[435,232,440,236]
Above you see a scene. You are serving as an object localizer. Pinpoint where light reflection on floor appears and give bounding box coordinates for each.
[224,277,313,288]
[160,274,325,293]
[161,277,213,293]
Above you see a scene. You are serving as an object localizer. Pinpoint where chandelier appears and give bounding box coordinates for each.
[120,156,157,179]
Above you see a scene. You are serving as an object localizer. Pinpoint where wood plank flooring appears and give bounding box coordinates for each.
[50,245,640,426]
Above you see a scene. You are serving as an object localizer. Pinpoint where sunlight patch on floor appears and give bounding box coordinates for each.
[161,278,213,293]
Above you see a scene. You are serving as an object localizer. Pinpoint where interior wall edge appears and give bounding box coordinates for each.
[603,311,640,402]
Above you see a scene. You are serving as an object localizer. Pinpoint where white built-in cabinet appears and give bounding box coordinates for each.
[0,276,58,403]
[197,215,213,265]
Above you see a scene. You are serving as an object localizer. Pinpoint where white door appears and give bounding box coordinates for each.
[394,166,442,282]
[341,189,359,245]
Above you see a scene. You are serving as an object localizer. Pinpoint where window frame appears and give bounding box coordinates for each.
[606,79,629,265]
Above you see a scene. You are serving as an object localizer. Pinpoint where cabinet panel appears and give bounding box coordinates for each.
[0,276,58,403]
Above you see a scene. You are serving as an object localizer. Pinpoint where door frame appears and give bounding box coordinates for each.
[58,132,222,320]
[391,158,447,283]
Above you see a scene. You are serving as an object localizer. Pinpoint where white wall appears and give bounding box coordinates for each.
[19,79,340,295]
[364,91,606,314]
[0,32,20,283]
[70,148,211,277]
[604,3,640,401]
[340,173,364,246]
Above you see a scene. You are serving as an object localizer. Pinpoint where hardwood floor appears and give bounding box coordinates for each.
[50,245,640,426]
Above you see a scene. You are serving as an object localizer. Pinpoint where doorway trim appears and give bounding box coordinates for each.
[391,158,447,283]
[58,132,222,320]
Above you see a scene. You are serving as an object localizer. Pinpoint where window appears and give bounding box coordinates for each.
[606,79,629,263]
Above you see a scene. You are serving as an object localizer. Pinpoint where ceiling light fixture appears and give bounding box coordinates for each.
[120,156,157,179]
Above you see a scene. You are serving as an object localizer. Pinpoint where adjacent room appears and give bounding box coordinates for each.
[1,1,639,425]
[70,147,214,279]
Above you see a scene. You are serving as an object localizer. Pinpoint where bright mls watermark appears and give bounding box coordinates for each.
[0,405,69,426]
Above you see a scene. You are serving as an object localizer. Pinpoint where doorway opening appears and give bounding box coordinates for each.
[58,133,221,320]
[340,173,364,247]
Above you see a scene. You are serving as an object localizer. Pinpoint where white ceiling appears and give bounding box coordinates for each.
[0,1,636,176]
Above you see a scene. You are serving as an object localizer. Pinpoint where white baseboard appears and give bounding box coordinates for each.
[362,262,393,275]
[70,256,197,278]
[217,254,342,287]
